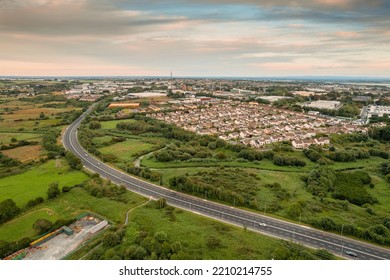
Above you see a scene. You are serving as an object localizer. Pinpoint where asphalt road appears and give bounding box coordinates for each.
[62,108,390,260]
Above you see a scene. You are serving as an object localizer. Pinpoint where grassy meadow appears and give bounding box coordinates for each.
[0,159,89,208]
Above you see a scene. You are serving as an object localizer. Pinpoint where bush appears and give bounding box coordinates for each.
[89,121,101,130]
[273,155,306,167]
[206,236,221,249]
[156,151,173,162]
[305,166,336,196]
[0,199,20,224]
[369,148,389,159]
[332,172,376,206]
[47,182,60,199]
[62,185,73,193]
[102,232,121,247]
[26,197,44,208]
[32,219,53,235]
[304,149,322,162]
[0,237,31,259]
[320,217,337,231]
[65,151,82,170]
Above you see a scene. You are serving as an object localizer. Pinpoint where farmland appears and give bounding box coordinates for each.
[2,145,43,162]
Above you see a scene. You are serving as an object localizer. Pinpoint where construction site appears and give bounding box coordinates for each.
[5,214,108,260]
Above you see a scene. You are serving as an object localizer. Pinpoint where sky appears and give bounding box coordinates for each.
[0,0,389,77]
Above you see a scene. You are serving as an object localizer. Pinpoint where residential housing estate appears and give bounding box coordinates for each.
[148,100,366,149]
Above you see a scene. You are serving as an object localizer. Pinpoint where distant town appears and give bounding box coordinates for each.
[1,76,390,150]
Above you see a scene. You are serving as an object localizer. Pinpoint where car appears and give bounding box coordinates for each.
[345,251,358,258]
[258,222,267,227]
[97,162,100,165]
[85,154,88,157]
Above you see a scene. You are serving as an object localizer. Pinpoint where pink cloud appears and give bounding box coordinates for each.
[335,31,361,38]
[316,0,350,7]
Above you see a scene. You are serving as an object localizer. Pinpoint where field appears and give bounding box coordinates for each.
[98,138,164,162]
[0,97,82,132]
[127,203,284,259]
[0,187,147,242]
[0,209,60,241]
[0,160,89,208]
[100,119,135,130]
[69,201,334,260]
[2,145,43,162]
[141,154,311,171]
[0,132,41,144]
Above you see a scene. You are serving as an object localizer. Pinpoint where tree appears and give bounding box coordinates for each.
[154,231,168,243]
[102,232,121,247]
[0,199,20,224]
[32,219,53,235]
[65,151,82,170]
[215,152,227,160]
[47,182,60,199]
[170,241,182,254]
[306,166,336,196]
[39,112,46,119]
[320,217,337,231]
[156,151,173,162]
[373,125,390,142]
[89,121,101,130]
[26,197,44,208]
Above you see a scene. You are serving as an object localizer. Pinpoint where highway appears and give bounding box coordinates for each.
[62,108,390,260]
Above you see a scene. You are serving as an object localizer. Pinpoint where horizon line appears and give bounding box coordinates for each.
[1,75,390,80]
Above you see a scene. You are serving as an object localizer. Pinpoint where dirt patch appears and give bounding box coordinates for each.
[2,145,43,162]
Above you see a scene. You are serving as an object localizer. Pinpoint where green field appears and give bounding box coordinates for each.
[126,203,283,259]
[70,201,333,260]
[0,160,89,208]
[99,138,164,161]
[0,132,42,144]
[141,155,310,171]
[43,187,147,224]
[100,119,135,130]
[0,209,60,241]
[0,187,147,242]
[332,157,389,170]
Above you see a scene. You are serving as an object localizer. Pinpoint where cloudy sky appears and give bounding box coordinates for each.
[0,0,389,77]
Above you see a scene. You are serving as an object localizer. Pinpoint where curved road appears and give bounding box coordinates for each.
[62,108,390,260]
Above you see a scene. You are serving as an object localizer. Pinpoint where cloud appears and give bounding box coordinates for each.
[0,0,192,37]
[0,0,389,76]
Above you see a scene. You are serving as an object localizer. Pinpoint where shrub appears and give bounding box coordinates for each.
[33,219,53,235]
[26,197,44,208]
[0,199,20,224]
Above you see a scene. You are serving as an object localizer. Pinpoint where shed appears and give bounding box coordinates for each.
[62,226,74,236]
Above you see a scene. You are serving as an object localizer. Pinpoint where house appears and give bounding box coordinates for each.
[292,140,304,149]
[315,137,330,146]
